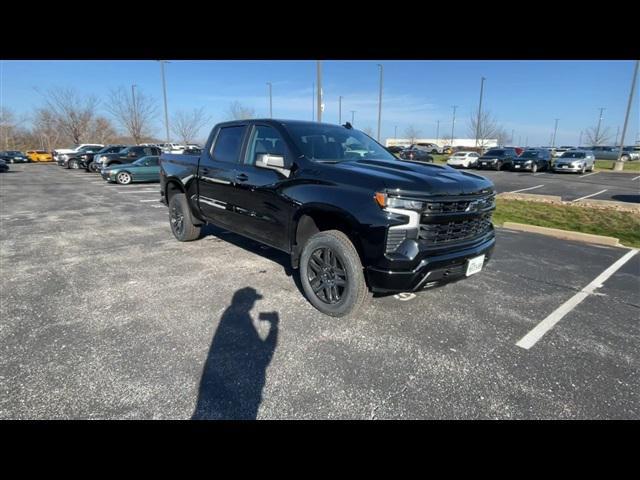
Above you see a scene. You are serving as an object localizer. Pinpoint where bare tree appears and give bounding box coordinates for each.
[440,134,452,146]
[362,126,375,137]
[40,87,99,144]
[105,86,158,144]
[495,128,510,146]
[226,101,255,120]
[171,108,212,144]
[0,107,30,150]
[88,116,118,144]
[32,108,62,151]
[468,110,502,153]
[583,125,612,146]
[404,125,421,144]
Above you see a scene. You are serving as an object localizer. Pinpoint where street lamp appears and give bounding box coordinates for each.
[475,76,486,149]
[351,110,356,125]
[614,60,639,171]
[267,82,273,118]
[551,118,559,148]
[338,96,343,124]
[594,107,605,145]
[451,105,458,148]
[159,60,171,144]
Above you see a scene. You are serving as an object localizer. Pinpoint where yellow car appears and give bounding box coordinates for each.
[26,150,53,162]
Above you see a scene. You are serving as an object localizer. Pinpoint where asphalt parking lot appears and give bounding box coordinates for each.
[1,163,639,419]
[476,169,640,203]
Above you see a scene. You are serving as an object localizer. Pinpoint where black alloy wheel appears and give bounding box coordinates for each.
[307,247,347,305]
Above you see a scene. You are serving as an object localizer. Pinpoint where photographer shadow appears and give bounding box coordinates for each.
[192,287,279,420]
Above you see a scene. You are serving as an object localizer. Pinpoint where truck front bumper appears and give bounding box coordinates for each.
[365,235,495,293]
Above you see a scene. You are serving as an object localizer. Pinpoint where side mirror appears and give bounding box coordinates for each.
[255,154,290,177]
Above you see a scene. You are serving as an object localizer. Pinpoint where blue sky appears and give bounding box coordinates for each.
[1,60,638,145]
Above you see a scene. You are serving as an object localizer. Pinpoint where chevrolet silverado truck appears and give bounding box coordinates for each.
[159,119,496,317]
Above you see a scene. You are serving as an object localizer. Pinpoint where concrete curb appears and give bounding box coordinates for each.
[502,222,622,247]
[497,192,640,213]
[497,192,562,203]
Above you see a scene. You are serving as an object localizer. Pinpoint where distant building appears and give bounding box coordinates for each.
[385,138,499,149]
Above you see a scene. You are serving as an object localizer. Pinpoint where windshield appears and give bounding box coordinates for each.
[286,123,396,163]
[561,151,586,158]
[484,149,505,156]
[520,151,539,158]
[453,152,467,157]
[6,151,22,155]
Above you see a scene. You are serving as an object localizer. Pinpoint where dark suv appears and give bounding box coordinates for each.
[159,119,496,317]
[510,149,551,172]
[67,144,127,171]
[476,148,519,170]
[93,145,161,170]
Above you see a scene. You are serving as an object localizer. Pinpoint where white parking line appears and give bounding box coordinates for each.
[139,199,160,202]
[115,189,159,194]
[572,189,608,202]
[632,175,640,181]
[508,185,545,193]
[581,172,599,178]
[516,249,638,350]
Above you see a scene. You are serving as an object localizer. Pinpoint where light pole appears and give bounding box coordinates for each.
[614,60,639,171]
[594,107,605,145]
[351,110,356,125]
[475,76,486,149]
[311,83,315,121]
[377,63,383,142]
[316,61,322,123]
[451,105,458,148]
[159,60,170,144]
[394,125,397,141]
[614,125,620,145]
[131,84,137,144]
[338,96,343,124]
[436,120,440,144]
[267,82,273,118]
[551,119,559,148]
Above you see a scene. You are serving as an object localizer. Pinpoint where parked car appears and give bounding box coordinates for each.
[446,151,480,168]
[182,146,203,156]
[67,144,128,171]
[413,142,444,154]
[399,147,434,162]
[552,150,596,174]
[0,151,29,163]
[157,143,186,153]
[385,146,404,156]
[53,144,103,164]
[26,150,53,162]
[159,119,496,317]
[510,149,552,172]
[0,159,9,172]
[93,145,162,169]
[101,156,161,184]
[475,148,519,170]
[589,145,638,161]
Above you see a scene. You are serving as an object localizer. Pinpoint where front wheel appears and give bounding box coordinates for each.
[496,161,503,171]
[70,159,80,169]
[531,163,538,173]
[168,193,201,242]
[116,171,132,184]
[299,230,369,317]
[580,164,586,174]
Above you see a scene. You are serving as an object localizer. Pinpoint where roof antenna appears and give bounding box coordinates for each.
[343,122,353,129]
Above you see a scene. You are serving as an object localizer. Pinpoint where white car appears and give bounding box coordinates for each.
[447,151,480,168]
[53,143,104,162]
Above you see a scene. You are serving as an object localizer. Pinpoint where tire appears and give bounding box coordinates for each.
[496,161,502,171]
[70,159,80,169]
[9,159,14,164]
[531,163,538,173]
[168,193,201,242]
[115,171,132,185]
[621,155,630,162]
[299,230,369,318]
[580,164,586,174]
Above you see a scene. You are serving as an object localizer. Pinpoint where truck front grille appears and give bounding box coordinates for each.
[419,213,493,245]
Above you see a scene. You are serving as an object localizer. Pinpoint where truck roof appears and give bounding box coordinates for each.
[216,118,349,129]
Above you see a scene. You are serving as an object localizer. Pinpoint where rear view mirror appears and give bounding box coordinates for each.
[256,154,290,177]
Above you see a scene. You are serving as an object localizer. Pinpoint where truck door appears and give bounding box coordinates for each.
[230,124,295,251]
[197,124,248,228]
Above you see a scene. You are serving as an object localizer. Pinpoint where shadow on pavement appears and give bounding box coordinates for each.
[192,287,279,420]
[611,194,640,204]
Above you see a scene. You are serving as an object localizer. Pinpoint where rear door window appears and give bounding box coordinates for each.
[211,126,247,163]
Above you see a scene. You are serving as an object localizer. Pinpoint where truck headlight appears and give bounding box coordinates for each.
[375,192,424,211]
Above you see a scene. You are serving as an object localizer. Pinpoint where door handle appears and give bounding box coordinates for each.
[235,173,249,182]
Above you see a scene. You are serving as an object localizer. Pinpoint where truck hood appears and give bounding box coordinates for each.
[326,158,494,196]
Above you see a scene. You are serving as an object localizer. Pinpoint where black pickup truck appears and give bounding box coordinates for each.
[159,119,496,317]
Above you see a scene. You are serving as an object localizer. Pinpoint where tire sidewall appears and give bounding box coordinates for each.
[299,232,364,317]
[116,171,131,184]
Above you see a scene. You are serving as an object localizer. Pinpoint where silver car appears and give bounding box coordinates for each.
[553,150,596,174]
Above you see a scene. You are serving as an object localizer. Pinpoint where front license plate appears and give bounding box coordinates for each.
[482,162,487,166]
[514,165,520,168]
[466,255,485,277]
[562,165,567,168]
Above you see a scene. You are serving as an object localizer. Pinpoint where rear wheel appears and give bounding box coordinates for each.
[116,171,132,185]
[168,193,201,242]
[531,163,538,173]
[299,230,369,318]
